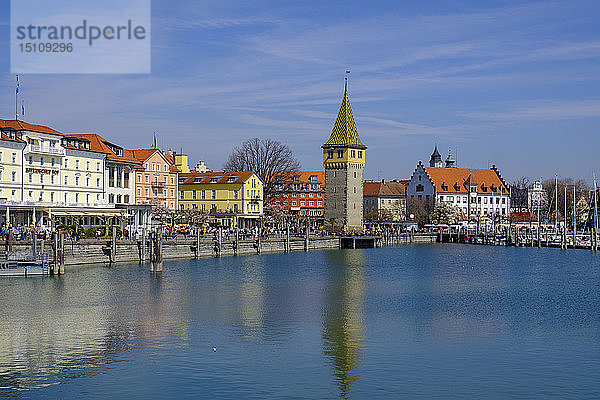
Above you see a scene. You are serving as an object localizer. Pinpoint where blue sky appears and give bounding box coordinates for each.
[1,0,599,182]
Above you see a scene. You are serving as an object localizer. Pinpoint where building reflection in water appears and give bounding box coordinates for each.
[238,256,266,339]
[322,249,366,399]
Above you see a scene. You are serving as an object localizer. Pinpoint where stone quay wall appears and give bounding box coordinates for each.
[2,233,437,267]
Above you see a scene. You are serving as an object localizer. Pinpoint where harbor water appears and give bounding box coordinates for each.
[0,244,599,399]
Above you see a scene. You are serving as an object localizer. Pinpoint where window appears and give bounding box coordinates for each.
[28,173,33,183]
[145,188,149,196]
[180,191,185,199]
[171,177,174,185]
[358,150,362,159]
[145,174,149,183]
[416,184,424,192]
[75,193,79,203]
[75,160,79,169]
[12,171,16,182]
[86,161,90,170]
[170,189,174,197]
[233,190,238,199]
[351,150,356,158]
[152,163,156,171]
[64,176,68,185]
[40,157,44,165]
[97,162,101,171]
[12,153,16,164]
[192,190,197,199]
[337,149,344,158]
[51,175,55,185]
[75,176,79,186]
[327,150,333,159]
[138,188,141,196]
[211,190,216,199]
[29,156,33,165]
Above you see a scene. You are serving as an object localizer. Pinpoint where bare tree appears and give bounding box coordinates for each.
[406,197,428,226]
[223,138,301,203]
[510,177,531,212]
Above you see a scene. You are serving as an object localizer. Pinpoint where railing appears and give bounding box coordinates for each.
[151,181,165,188]
[25,144,65,155]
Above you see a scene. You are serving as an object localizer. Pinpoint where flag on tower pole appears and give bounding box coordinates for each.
[15,75,19,120]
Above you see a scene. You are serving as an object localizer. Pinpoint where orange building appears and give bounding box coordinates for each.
[129,149,179,210]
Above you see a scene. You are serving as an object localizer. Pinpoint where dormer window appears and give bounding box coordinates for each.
[227,176,237,182]
[441,183,448,191]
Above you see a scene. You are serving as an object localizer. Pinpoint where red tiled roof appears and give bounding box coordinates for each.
[68,133,143,166]
[425,167,509,195]
[179,171,256,185]
[0,119,63,136]
[510,212,538,223]
[130,148,179,172]
[364,180,406,197]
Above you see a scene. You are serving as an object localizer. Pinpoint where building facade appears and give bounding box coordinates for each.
[528,180,548,211]
[131,149,179,210]
[0,120,127,228]
[363,180,406,221]
[178,171,263,228]
[322,81,366,231]
[69,133,152,233]
[406,147,511,221]
[268,171,325,218]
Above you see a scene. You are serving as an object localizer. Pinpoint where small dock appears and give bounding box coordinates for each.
[340,236,382,249]
[0,260,50,276]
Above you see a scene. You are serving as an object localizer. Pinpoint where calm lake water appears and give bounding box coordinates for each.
[1,244,599,399]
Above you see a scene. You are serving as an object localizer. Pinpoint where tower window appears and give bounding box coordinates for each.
[327,150,333,159]
[358,151,362,159]
[337,150,344,158]
[351,150,356,158]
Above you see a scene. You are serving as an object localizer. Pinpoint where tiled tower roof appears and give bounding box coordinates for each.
[323,83,366,149]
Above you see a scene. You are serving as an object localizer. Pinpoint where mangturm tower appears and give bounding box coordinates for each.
[322,77,367,231]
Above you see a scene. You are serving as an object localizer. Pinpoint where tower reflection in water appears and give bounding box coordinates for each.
[322,249,366,399]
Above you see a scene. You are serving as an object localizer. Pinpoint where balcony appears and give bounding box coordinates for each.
[151,181,165,188]
[25,144,65,156]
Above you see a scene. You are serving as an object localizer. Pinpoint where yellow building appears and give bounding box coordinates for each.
[173,153,189,173]
[178,171,263,228]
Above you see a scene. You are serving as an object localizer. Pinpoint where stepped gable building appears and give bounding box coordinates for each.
[406,146,511,220]
[322,79,366,231]
[267,171,325,218]
[363,180,407,222]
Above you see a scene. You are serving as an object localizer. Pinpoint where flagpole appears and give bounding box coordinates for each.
[15,75,19,120]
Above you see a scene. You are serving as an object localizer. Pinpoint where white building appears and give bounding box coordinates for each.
[406,147,511,221]
[527,180,548,211]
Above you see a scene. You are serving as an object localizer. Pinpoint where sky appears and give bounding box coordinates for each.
[1,0,599,183]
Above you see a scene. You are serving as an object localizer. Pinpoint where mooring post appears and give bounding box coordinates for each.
[52,232,58,275]
[286,222,290,252]
[149,232,155,272]
[196,228,201,258]
[32,226,37,260]
[234,227,239,255]
[304,220,309,251]
[218,228,223,256]
[256,229,260,255]
[142,230,147,261]
[59,232,65,275]
[352,237,356,249]
[155,231,163,272]
[111,226,117,264]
